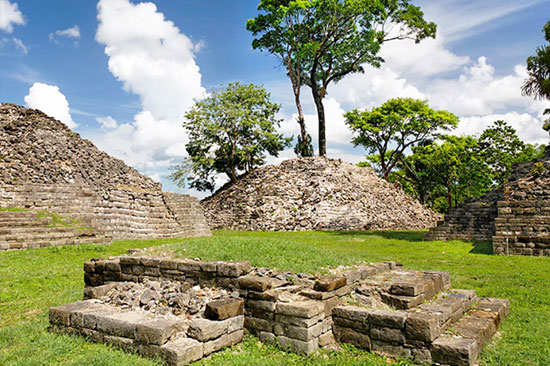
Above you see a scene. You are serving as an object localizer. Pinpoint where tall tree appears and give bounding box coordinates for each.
[521,21,550,136]
[248,0,436,156]
[345,98,458,180]
[171,82,291,192]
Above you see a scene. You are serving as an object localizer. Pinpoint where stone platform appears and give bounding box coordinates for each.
[50,256,509,365]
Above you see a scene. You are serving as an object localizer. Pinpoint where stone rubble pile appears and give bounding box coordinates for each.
[50,255,509,365]
[202,156,440,231]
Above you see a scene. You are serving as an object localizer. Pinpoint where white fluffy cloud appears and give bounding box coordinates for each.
[24,82,77,129]
[95,0,205,172]
[0,0,25,33]
[96,116,118,129]
[49,25,80,44]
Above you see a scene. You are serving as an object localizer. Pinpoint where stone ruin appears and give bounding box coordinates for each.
[0,103,210,251]
[202,157,440,231]
[426,149,550,257]
[50,254,509,365]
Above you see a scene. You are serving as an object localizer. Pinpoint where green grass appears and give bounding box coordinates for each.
[1,230,549,365]
[0,206,92,230]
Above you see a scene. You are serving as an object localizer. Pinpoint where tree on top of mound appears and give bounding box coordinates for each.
[171,82,292,192]
[247,0,437,157]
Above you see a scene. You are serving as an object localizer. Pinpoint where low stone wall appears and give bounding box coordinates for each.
[0,183,211,240]
[66,256,510,365]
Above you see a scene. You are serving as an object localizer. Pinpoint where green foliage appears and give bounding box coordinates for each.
[345,98,458,180]
[172,82,291,192]
[531,161,546,176]
[1,231,550,365]
[522,20,550,137]
[248,0,436,155]
[294,132,314,157]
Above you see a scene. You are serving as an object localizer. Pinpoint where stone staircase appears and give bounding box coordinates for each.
[332,267,509,366]
[0,210,111,251]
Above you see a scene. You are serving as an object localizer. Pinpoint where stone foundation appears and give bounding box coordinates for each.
[50,256,509,365]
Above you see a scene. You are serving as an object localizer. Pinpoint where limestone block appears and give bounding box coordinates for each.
[370,326,406,344]
[83,283,119,300]
[187,318,228,342]
[205,299,244,320]
[248,300,276,312]
[216,261,251,277]
[277,335,318,354]
[372,340,410,359]
[49,301,95,327]
[333,325,371,350]
[431,337,480,366]
[276,301,323,318]
[161,337,204,366]
[96,311,147,338]
[332,306,370,322]
[318,330,335,347]
[239,276,272,292]
[390,282,423,297]
[313,275,347,292]
[135,319,183,345]
[203,330,244,356]
[244,316,273,333]
[274,313,323,328]
[405,312,441,342]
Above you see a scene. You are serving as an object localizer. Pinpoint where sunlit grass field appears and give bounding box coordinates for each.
[1,230,548,365]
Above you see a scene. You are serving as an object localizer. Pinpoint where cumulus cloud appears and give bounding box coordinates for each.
[96,116,118,130]
[49,25,80,44]
[94,0,205,175]
[0,0,25,33]
[24,82,77,129]
[0,35,27,53]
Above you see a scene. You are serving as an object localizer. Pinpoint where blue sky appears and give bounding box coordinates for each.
[1,0,549,197]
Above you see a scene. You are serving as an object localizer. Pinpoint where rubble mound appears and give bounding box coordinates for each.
[202,157,439,231]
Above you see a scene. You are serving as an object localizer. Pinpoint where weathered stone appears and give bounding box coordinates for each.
[274,313,323,328]
[187,318,228,342]
[84,283,119,300]
[244,316,272,333]
[431,337,480,366]
[372,340,410,358]
[161,337,204,366]
[204,299,244,320]
[369,309,408,329]
[276,301,323,318]
[332,306,370,322]
[203,330,244,355]
[135,319,183,345]
[216,261,251,277]
[313,275,347,292]
[103,334,134,352]
[96,311,147,338]
[49,301,94,327]
[381,292,424,309]
[406,312,441,342]
[248,300,276,312]
[277,335,318,355]
[390,282,423,297]
[333,326,371,350]
[239,276,272,292]
[370,326,405,344]
[318,330,335,347]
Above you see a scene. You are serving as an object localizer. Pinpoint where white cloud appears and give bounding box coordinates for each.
[0,0,25,33]
[94,0,205,176]
[24,82,77,129]
[11,37,26,53]
[49,25,80,44]
[95,116,118,129]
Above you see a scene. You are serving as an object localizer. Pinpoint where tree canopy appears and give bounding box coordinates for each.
[521,21,550,135]
[345,98,458,180]
[247,0,436,156]
[171,82,291,192]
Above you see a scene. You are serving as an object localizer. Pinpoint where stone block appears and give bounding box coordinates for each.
[248,300,276,312]
[332,306,371,322]
[216,261,251,277]
[390,282,423,297]
[103,334,134,352]
[203,330,244,356]
[343,269,362,283]
[187,318,228,342]
[318,330,335,347]
[96,311,147,338]
[248,289,280,302]
[161,337,204,366]
[454,316,496,346]
[381,292,424,309]
[49,301,93,327]
[431,337,480,366]
[369,309,407,329]
[274,313,323,328]
[277,335,318,354]
[83,283,118,299]
[276,301,323,318]
[372,340,410,359]
[313,275,347,292]
[204,298,244,320]
[244,316,273,333]
[135,319,183,345]
[239,276,272,292]
[259,331,276,344]
[405,312,441,342]
[278,322,323,342]
[333,325,371,350]
[370,326,405,344]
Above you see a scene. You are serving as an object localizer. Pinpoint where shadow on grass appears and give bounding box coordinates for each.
[329,230,426,242]
[469,241,494,255]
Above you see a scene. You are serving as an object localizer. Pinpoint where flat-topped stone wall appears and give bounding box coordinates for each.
[56,256,510,365]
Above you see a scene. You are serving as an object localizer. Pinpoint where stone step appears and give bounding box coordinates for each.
[0,210,37,218]
[10,236,111,250]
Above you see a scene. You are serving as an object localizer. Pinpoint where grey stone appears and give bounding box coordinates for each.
[333,325,371,350]
[135,319,183,345]
[313,275,346,292]
[239,276,272,292]
[187,318,228,342]
[161,337,204,366]
[277,335,318,355]
[204,298,244,320]
[431,337,480,366]
[276,301,323,318]
[370,326,405,344]
[369,309,408,329]
[203,330,244,355]
[406,312,441,342]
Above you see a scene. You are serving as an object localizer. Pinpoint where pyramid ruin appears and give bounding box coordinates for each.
[425,149,550,257]
[0,103,210,250]
[202,157,439,231]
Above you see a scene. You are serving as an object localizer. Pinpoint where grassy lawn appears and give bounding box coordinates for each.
[0,230,549,365]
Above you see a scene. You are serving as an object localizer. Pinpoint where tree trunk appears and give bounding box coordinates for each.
[312,89,326,156]
[231,164,237,183]
[294,90,308,145]
[447,188,452,213]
